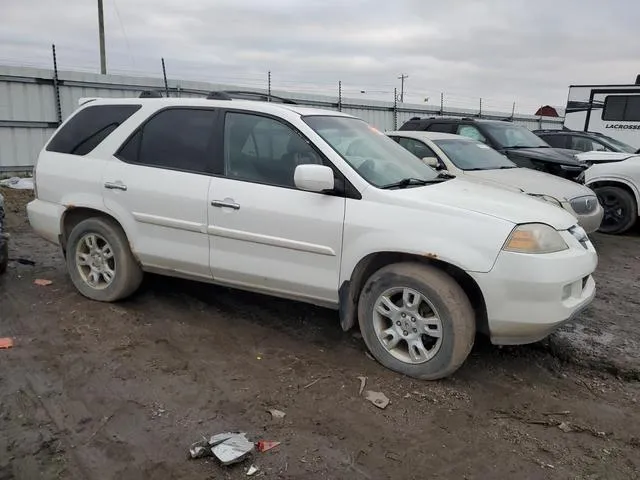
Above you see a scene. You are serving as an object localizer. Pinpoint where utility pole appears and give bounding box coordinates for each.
[98,0,107,74]
[398,74,408,102]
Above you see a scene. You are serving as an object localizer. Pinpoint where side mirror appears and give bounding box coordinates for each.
[423,157,441,169]
[294,164,335,192]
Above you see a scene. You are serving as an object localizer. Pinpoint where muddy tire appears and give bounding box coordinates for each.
[66,217,142,302]
[358,262,475,380]
[595,186,637,235]
[0,239,7,275]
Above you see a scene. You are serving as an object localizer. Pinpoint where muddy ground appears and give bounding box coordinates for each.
[0,187,639,480]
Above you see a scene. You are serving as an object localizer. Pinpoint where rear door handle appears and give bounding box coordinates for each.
[211,200,240,210]
[104,181,127,191]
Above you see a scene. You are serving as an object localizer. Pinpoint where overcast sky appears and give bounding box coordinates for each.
[2,0,639,113]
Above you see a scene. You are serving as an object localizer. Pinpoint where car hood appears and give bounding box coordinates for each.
[576,151,640,164]
[385,177,577,230]
[464,168,595,201]
[503,147,581,166]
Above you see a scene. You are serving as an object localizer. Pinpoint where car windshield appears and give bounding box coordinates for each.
[483,123,550,149]
[303,116,439,187]
[599,135,637,153]
[434,139,516,170]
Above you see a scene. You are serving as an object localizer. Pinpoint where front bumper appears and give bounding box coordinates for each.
[470,231,597,345]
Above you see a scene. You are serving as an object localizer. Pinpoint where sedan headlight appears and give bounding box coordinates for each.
[503,223,569,254]
[570,195,599,215]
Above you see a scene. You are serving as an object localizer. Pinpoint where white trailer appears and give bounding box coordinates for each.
[564,76,640,150]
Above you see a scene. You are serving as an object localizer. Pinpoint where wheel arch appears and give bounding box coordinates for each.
[338,251,488,336]
[60,207,137,260]
[587,177,640,216]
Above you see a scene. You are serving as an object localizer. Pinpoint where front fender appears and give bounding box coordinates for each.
[585,173,640,215]
[339,227,513,287]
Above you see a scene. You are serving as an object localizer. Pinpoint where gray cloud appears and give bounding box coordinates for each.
[2,0,639,113]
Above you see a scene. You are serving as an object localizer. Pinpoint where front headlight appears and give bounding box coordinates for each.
[503,223,569,254]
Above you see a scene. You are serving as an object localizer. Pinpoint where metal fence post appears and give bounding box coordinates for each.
[161,58,169,97]
[51,44,62,126]
[338,81,342,112]
[440,92,444,116]
[268,71,272,102]
[393,88,398,130]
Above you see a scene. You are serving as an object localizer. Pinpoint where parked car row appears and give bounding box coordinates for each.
[28,94,597,380]
[398,116,640,235]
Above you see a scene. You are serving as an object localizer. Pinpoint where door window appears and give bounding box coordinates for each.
[397,137,438,159]
[426,123,457,133]
[117,108,218,174]
[541,134,569,149]
[569,136,608,152]
[224,112,324,188]
[457,125,487,143]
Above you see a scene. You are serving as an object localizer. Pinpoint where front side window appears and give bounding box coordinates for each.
[598,134,637,153]
[457,125,487,143]
[602,95,640,122]
[570,136,607,152]
[224,112,324,187]
[434,139,516,171]
[482,123,549,149]
[397,138,437,159]
[47,104,141,155]
[304,116,438,187]
[117,108,218,174]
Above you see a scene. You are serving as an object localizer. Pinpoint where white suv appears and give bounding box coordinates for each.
[28,95,597,379]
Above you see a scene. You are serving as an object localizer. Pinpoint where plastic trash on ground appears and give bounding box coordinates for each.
[0,177,34,190]
[189,432,255,466]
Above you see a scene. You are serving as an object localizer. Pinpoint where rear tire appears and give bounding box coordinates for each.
[358,262,475,380]
[595,186,637,234]
[66,217,142,302]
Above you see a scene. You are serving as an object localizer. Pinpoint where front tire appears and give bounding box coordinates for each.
[66,217,143,302]
[358,263,475,380]
[595,186,637,234]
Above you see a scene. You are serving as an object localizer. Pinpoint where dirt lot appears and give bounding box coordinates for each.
[1,187,639,480]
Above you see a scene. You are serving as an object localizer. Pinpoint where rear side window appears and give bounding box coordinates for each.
[540,134,568,148]
[425,123,457,133]
[46,105,141,155]
[117,108,218,174]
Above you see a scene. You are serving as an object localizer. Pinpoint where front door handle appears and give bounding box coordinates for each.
[104,181,127,191]
[211,200,240,210]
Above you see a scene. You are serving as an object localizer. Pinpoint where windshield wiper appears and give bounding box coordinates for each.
[380,175,449,189]
[498,165,517,169]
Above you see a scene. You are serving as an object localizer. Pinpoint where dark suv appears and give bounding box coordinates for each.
[533,129,639,154]
[400,118,585,180]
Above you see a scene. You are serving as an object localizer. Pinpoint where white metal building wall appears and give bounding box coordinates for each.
[0,65,564,172]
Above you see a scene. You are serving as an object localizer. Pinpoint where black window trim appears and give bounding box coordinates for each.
[114,106,221,177]
[219,109,361,199]
[47,103,142,156]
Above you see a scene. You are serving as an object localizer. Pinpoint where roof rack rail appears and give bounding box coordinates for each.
[206,91,233,100]
[139,90,163,98]
[224,90,298,104]
[409,116,421,121]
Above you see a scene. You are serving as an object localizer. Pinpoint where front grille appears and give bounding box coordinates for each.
[570,195,599,215]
